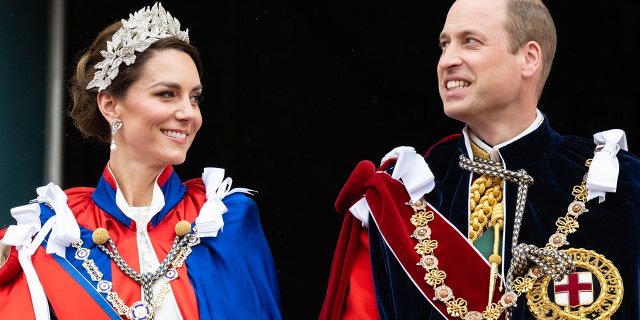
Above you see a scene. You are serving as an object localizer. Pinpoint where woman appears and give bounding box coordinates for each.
[0,3,282,319]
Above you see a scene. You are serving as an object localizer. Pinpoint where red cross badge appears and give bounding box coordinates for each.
[527,248,623,319]
[553,271,594,307]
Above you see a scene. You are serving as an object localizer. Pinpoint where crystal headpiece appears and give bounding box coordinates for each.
[86,2,190,92]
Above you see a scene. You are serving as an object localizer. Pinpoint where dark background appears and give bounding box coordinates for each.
[61,1,639,319]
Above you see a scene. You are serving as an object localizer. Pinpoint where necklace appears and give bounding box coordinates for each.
[72,220,199,320]
[409,155,588,319]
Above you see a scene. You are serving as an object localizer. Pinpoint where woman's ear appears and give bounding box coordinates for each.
[521,40,542,79]
[97,91,118,122]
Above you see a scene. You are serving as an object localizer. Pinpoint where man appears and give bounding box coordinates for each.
[321,0,640,319]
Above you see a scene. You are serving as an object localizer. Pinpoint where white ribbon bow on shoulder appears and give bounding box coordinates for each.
[586,129,628,203]
[36,183,81,256]
[350,146,436,228]
[0,182,79,320]
[383,146,435,202]
[196,167,256,237]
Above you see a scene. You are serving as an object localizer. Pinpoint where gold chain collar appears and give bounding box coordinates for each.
[408,159,593,319]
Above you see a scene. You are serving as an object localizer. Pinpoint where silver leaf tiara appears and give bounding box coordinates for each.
[86,2,190,92]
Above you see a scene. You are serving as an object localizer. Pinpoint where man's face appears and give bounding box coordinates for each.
[437,0,524,128]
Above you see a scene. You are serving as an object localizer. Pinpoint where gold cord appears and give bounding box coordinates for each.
[469,141,505,302]
[469,175,503,242]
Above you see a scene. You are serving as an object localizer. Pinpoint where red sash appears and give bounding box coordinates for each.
[321,159,505,319]
[366,166,504,318]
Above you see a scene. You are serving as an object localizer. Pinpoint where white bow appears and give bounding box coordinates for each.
[586,129,628,203]
[2,203,50,320]
[383,146,435,202]
[36,183,81,256]
[196,167,255,237]
[349,146,435,227]
[1,182,82,320]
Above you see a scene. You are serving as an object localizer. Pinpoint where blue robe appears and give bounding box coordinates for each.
[0,165,282,319]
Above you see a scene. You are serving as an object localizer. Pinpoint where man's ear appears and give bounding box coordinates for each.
[521,40,542,79]
[97,91,119,122]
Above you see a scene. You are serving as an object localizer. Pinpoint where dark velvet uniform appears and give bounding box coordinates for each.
[322,113,640,319]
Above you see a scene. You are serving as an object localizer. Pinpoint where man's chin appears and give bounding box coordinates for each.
[443,105,470,122]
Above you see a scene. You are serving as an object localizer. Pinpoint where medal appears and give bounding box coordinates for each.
[526,248,623,319]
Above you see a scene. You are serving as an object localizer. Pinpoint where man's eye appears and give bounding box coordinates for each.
[464,38,479,45]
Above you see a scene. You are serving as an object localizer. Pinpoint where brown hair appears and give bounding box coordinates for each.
[504,0,556,98]
[68,20,203,143]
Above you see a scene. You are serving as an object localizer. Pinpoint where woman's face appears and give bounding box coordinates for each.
[112,49,203,167]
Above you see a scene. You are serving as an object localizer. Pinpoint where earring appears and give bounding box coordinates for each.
[110,119,122,151]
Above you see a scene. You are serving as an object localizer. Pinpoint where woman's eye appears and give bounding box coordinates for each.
[158,91,175,98]
[191,94,204,105]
